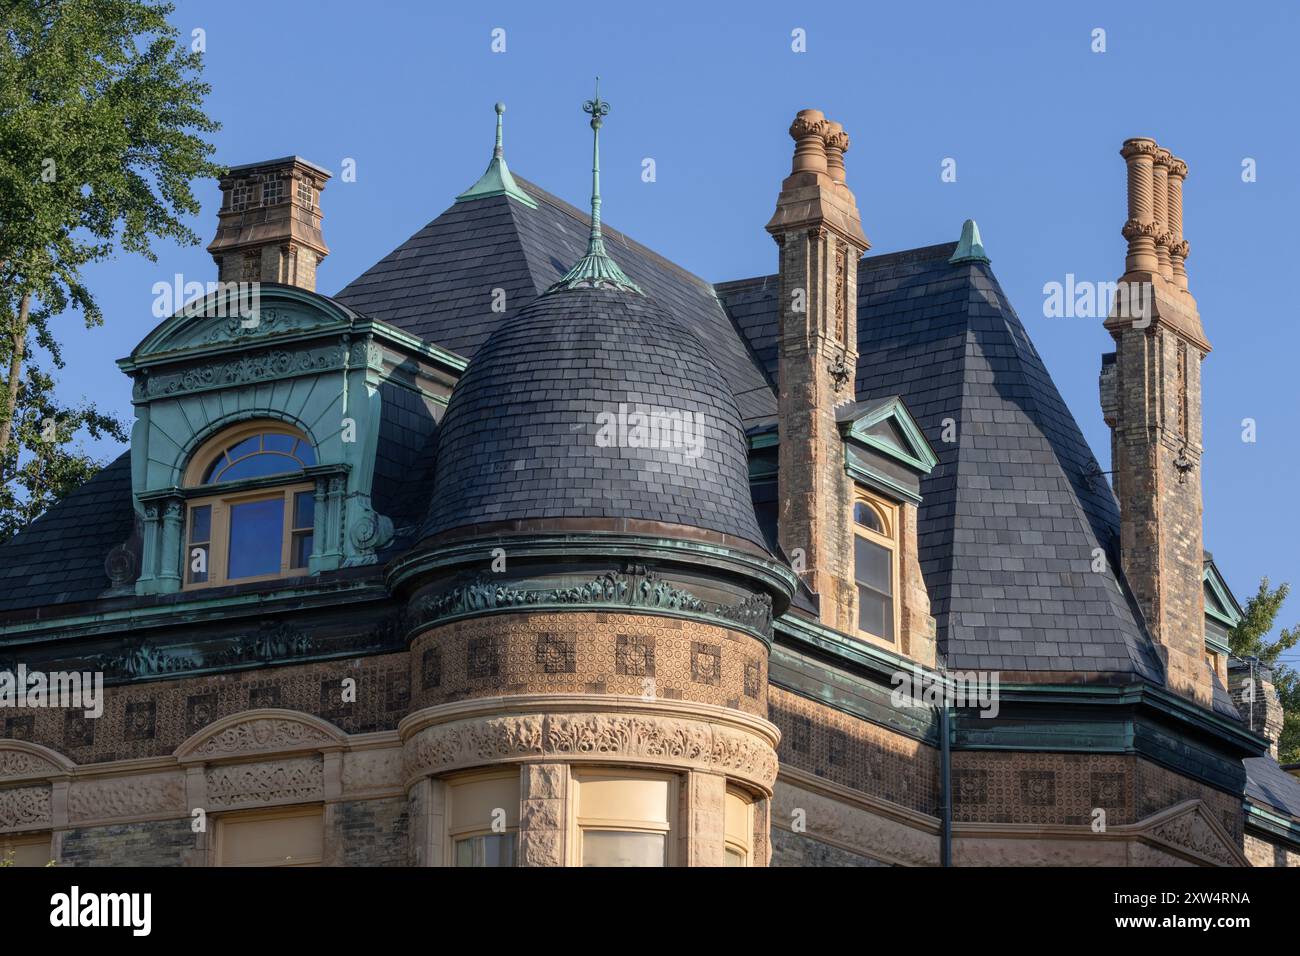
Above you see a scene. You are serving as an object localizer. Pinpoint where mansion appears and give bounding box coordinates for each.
[0,96,1297,867]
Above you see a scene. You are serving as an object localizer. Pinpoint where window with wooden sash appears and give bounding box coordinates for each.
[183,423,317,589]
[852,490,899,643]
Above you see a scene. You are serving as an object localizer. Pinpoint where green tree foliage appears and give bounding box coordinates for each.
[0,0,222,457]
[1230,579,1300,763]
[0,357,127,543]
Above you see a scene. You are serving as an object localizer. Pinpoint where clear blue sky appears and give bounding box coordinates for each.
[54,0,1299,651]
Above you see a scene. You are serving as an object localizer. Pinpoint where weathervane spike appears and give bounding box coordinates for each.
[546,77,642,295]
[454,101,537,208]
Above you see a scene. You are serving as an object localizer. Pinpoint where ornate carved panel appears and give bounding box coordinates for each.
[68,773,186,823]
[0,785,52,832]
[205,756,324,809]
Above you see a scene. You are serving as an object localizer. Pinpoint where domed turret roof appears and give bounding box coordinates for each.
[422,285,767,550]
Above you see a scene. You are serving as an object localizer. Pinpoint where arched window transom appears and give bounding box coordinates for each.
[182,423,318,589]
[199,430,316,485]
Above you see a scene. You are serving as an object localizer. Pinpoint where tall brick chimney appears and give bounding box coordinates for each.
[765,110,870,632]
[1102,138,1213,706]
[207,156,331,291]
[1229,659,1287,758]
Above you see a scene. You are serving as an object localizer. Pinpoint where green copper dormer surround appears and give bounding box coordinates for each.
[454,102,538,208]
[949,218,990,265]
[117,283,462,595]
[838,396,939,473]
[1203,555,1244,630]
[547,78,643,295]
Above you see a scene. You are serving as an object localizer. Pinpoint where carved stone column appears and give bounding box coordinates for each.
[1167,156,1190,292]
[1120,137,1159,275]
[1152,148,1173,282]
[680,770,726,866]
[518,763,570,867]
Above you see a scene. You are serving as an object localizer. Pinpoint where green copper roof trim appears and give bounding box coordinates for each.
[846,455,924,506]
[948,218,990,264]
[387,531,798,604]
[1203,559,1244,629]
[840,396,939,474]
[455,102,538,208]
[546,78,643,296]
[1245,801,1300,849]
[0,579,389,642]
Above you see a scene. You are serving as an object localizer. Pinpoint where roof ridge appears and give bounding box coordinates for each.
[513,174,717,296]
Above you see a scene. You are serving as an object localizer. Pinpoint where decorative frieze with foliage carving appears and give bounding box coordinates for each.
[410,568,773,639]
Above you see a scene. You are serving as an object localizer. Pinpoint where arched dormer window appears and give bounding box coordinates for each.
[182,423,317,589]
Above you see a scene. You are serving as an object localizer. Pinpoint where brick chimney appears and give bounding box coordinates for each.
[207,156,331,291]
[765,110,870,632]
[1229,658,1286,758]
[1101,138,1213,706]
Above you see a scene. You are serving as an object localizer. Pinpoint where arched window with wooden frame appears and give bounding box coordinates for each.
[181,421,318,589]
[851,489,899,644]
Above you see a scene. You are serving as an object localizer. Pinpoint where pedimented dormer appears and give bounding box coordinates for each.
[838,396,939,666]
[113,282,462,595]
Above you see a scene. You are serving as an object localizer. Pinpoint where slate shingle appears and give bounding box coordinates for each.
[718,243,1165,683]
[424,285,766,549]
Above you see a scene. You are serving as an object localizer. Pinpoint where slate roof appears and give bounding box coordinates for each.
[424,285,767,549]
[0,452,135,612]
[0,166,1226,705]
[717,243,1165,683]
[335,177,776,426]
[1244,756,1300,820]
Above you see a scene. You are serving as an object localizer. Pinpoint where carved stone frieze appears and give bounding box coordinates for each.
[205,756,324,809]
[68,773,186,822]
[405,709,778,790]
[0,750,63,782]
[0,785,52,832]
[1148,805,1239,867]
[188,717,335,759]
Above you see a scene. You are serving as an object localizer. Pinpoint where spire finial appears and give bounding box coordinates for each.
[455,101,538,208]
[546,79,642,295]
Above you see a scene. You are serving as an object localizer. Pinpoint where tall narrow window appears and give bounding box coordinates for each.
[182,423,317,590]
[573,771,674,867]
[724,788,754,867]
[447,773,519,867]
[852,491,898,643]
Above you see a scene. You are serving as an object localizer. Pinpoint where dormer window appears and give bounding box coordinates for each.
[852,490,898,643]
[182,423,317,589]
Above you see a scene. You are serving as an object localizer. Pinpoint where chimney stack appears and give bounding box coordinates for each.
[765,111,869,633]
[1229,659,1287,758]
[207,156,331,291]
[1102,137,1213,707]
